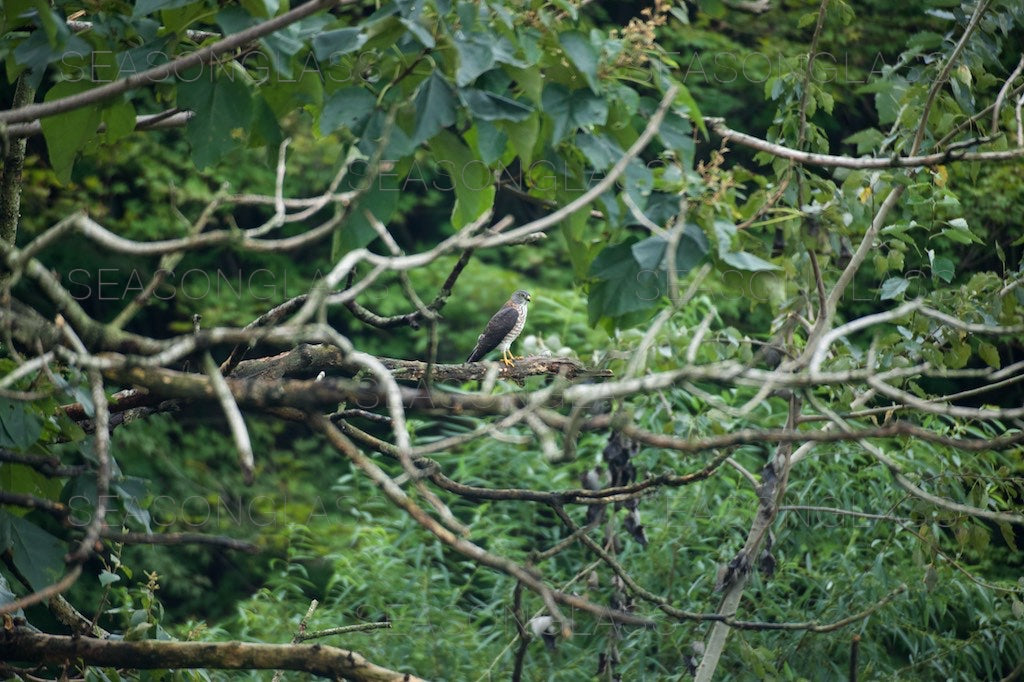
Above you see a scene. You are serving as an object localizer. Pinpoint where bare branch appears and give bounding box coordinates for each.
[203,353,255,484]
[991,54,1024,137]
[0,629,421,682]
[101,531,258,553]
[708,118,1024,168]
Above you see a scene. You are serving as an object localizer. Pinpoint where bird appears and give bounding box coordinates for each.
[466,290,531,366]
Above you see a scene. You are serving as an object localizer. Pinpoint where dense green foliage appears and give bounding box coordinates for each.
[2,0,1023,680]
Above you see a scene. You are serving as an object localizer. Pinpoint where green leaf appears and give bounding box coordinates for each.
[102,99,137,144]
[400,17,435,48]
[99,569,121,587]
[938,218,982,245]
[713,219,780,272]
[411,72,457,146]
[40,81,103,184]
[0,511,66,592]
[260,25,304,77]
[461,88,533,122]
[880,277,910,300]
[430,130,495,228]
[575,133,621,171]
[977,342,1000,369]
[843,128,884,154]
[332,161,400,258]
[320,87,376,135]
[453,33,496,87]
[720,251,779,272]
[313,27,368,61]
[467,121,507,165]
[658,110,695,165]
[114,479,152,533]
[0,399,43,450]
[588,240,657,324]
[931,256,955,283]
[501,112,540,168]
[541,84,609,143]
[1,464,62,514]
[559,31,600,92]
[673,84,706,139]
[177,72,254,169]
[133,0,196,17]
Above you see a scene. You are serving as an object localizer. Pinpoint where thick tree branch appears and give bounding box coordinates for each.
[0,629,421,682]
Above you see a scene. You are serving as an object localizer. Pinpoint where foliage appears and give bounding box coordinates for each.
[1,0,1024,680]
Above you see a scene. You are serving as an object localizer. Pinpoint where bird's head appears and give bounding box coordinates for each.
[511,290,531,304]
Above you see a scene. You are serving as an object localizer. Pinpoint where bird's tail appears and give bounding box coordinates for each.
[467,347,481,362]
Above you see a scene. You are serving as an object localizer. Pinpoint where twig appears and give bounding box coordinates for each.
[708,118,1024,168]
[204,353,255,485]
[100,531,258,553]
[296,621,392,641]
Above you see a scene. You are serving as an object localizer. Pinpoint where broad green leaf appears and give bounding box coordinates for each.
[114,479,152,533]
[501,112,540,168]
[177,72,254,169]
[99,570,121,587]
[541,84,608,142]
[360,109,415,158]
[133,0,197,18]
[588,240,658,324]
[454,33,496,87]
[938,218,982,245]
[844,128,884,154]
[102,99,137,143]
[977,342,1000,369]
[880,277,910,300]
[720,250,779,272]
[320,87,376,135]
[1,464,62,515]
[0,511,66,592]
[657,111,695,166]
[466,121,507,165]
[313,28,368,61]
[713,219,780,272]
[461,88,533,122]
[400,17,435,48]
[162,1,217,33]
[331,154,401,260]
[40,81,103,184]
[260,26,304,77]
[430,130,495,228]
[931,256,955,282]
[561,207,593,278]
[411,72,457,146]
[559,31,599,92]
[575,133,621,171]
[0,399,43,450]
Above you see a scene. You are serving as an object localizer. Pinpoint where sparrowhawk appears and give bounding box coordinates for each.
[467,290,531,366]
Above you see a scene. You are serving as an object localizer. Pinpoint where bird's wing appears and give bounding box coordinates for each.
[467,306,520,361]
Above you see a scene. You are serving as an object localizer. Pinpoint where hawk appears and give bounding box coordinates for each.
[467,290,531,366]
